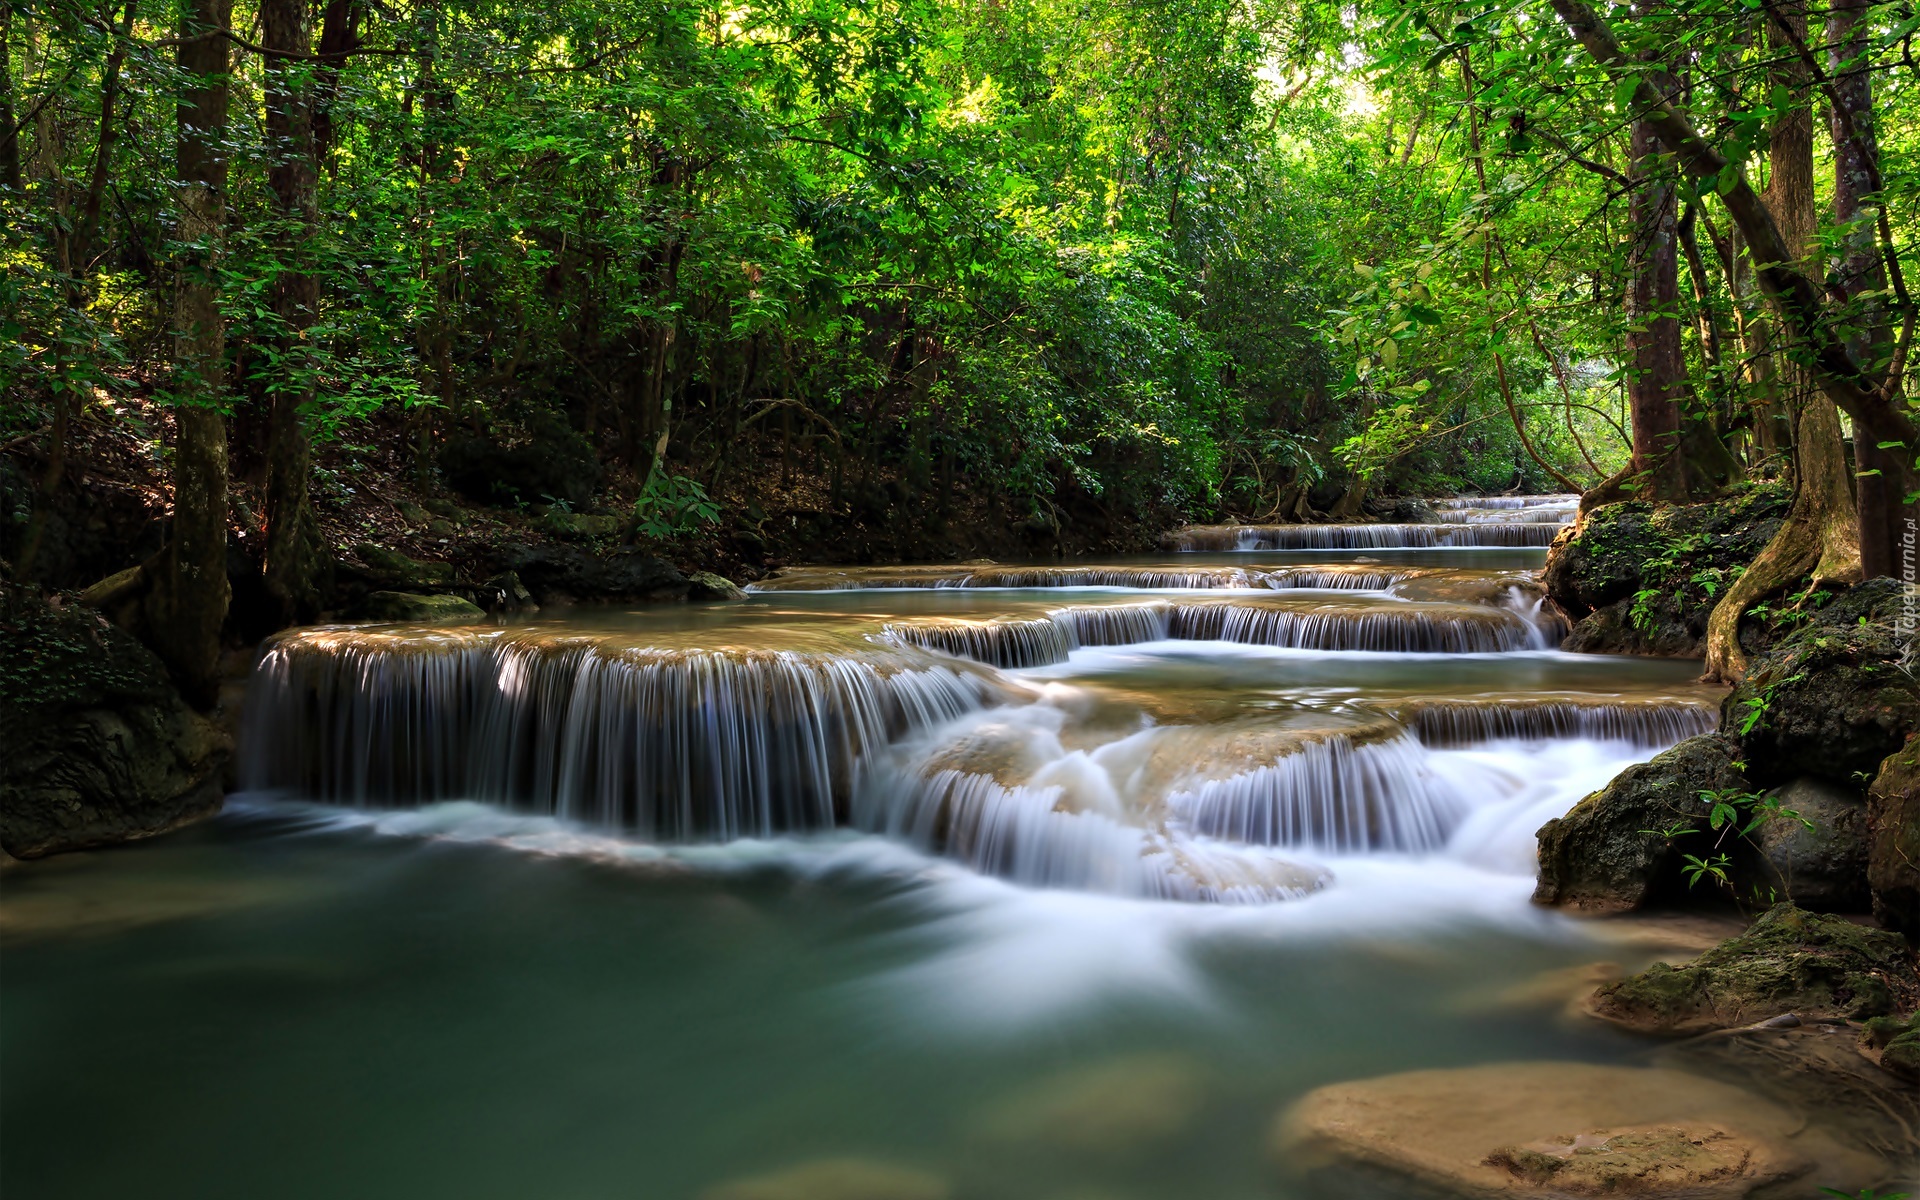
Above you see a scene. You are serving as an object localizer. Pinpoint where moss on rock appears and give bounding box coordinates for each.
[1588,903,1918,1035]
[346,591,487,623]
[1533,735,1749,913]
[1544,484,1788,658]
[1725,578,1920,788]
[0,585,228,858]
[1869,733,1920,938]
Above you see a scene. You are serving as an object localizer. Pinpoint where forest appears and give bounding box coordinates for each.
[19,0,1917,663]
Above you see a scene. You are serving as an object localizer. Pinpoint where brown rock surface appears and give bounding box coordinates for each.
[1277,1062,1819,1199]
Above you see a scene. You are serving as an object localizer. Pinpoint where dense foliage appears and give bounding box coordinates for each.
[5,0,1654,557]
[5,0,1918,569]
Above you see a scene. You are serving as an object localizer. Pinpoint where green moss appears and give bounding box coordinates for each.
[1590,903,1917,1034]
[0,586,171,728]
[1545,483,1791,657]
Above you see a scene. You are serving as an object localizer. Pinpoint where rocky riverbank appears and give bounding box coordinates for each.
[0,584,228,859]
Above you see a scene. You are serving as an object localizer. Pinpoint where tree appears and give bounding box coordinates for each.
[143,0,234,707]
[260,0,329,621]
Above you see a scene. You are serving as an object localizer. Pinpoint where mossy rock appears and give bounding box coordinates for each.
[1588,903,1918,1035]
[350,542,456,589]
[1725,578,1920,788]
[1533,735,1749,913]
[346,591,486,623]
[0,586,227,858]
[687,571,747,601]
[1869,733,1920,938]
[541,511,622,540]
[1543,485,1788,658]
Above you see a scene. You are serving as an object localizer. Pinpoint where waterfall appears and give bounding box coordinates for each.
[244,628,996,837]
[1167,733,1466,853]
[1166,494,1577,552]
[873,599,1543,668]
[1428,495,1578,510]
[1161,601,1536,654]
[882,617,1078,669]
[1171,523,1564,551]
[1393,699,1719,747]
[750,564,1410,592]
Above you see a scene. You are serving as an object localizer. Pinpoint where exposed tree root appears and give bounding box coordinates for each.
[1704,399,1861,682]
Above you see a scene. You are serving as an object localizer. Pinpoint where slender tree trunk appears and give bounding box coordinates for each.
[261,0,327,622]
[145,0,233,708]
[0,7,19,193]
[1625,97,1689,502]
[1831,0,1902,578]
[312,0,364,161]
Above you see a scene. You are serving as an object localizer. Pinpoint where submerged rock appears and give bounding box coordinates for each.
[1726,577,1920,788]
[1587,904,1917,1036]
[970,1053,1207,1153]
[345,591,486,623]
[1277,1062,1816,1199]
[700,1158,949,1200]
[1533,735,1748,913]
[0,587,228,858]
[1869,733,1920,937]
[1676,1020,1920,1165]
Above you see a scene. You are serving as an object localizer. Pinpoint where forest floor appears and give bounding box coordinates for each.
[1,400,1173,608]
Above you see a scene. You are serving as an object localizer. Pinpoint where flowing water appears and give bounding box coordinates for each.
[3,499,1733,1199]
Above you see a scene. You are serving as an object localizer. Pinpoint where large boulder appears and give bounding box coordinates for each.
[1543,486,1788,658]
[1869,733,1920,938]
[0,587,228,858]
[1587,904,1918,1036]
[1725,577,1920,788]
[1533,735,1749,913]
[1747,776,1869,913]
[507,545,688,604]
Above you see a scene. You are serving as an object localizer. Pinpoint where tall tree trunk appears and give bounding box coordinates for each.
[1830,0,1902,578]
[145,0,233,707]
[1762,0,1860,584]
[1703,3,1860,680]
[261,0,327,622]
[1625,98,1689,502]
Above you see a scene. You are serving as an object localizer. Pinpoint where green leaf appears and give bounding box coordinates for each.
[1612,74,1642,114]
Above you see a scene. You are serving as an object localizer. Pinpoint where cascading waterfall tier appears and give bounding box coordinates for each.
[236,532,1722,906]
[243,628,997,838]
[1167,493,1576,551]
[1429,494,1578,511]
[1170,522,1563,551]
[877,597,1543,668]
[1386,698,1719,748]
[1167,732,1466,853]
[750,564,1411,591]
